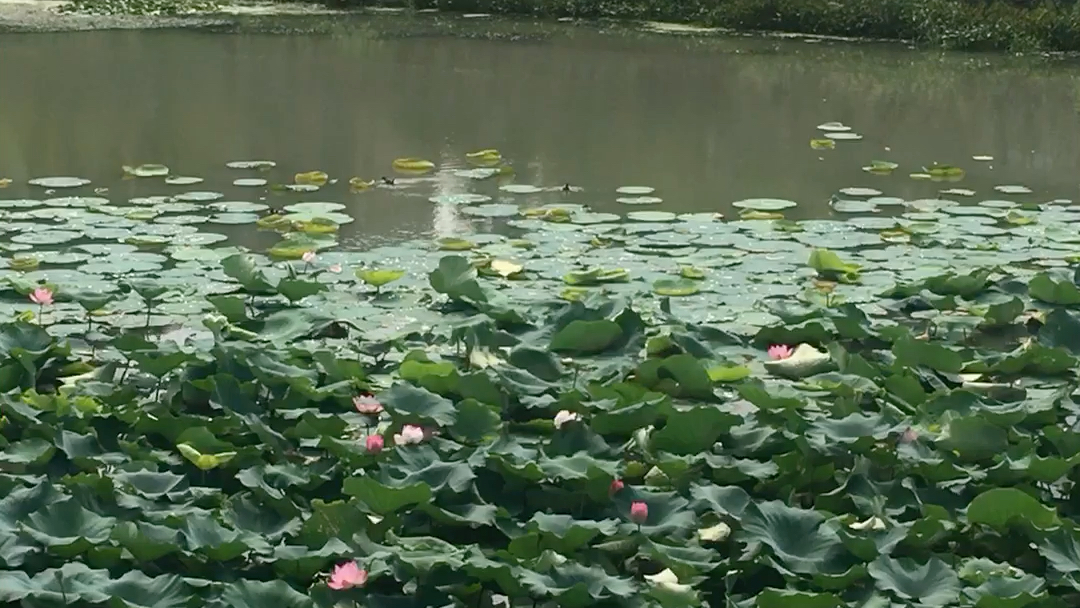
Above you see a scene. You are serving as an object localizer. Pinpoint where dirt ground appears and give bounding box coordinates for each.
[0,0,344,32]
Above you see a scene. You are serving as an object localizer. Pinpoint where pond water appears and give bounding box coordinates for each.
[1,13,1079,251]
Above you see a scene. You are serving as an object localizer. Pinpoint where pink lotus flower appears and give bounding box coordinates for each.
[553,410,582,429]
[899,427,918,444]
[353,394,383,415]
[302,251,316,263]
[329,263,343,273]
[609,479,624,497]
[393,424,425,446]
[327,561,367,590]
[630,501,648,525]
[365,434,384,454]
[29,286,53,306]
[767,344,793,360]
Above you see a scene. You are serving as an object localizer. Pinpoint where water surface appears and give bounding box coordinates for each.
[1,14,1079,248]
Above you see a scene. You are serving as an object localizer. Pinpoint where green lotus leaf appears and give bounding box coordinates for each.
[757,589,844,608]
[105,570,196,608]
[653,279,700,296]
[357,268,406,288]
[276,278,326,303]
[449,398,502,443]
[429,255,488,302]
[342,476,432,514]
[525,513,619,553]
[563,267,630,286]
[651,406,739,455]
[739,501,845,574]
[519,561,636,608]
[937,415,1008,461]
[111,521,183,561]
[177,443,237,471]
[220,579,315,608]
[636,353,713,399]
[867,555,960,606]
[20,498,116,557]
[551,320,622,355]
[380,383,457,426]
[221,253,276,293]
[1029,272,1080,305]
[807,248,861,283]
[967,488,1059,530]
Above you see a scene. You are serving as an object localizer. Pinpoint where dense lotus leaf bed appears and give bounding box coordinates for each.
[3,155,1080,608]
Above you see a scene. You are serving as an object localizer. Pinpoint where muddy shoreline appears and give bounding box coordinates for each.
[0,0,347,32]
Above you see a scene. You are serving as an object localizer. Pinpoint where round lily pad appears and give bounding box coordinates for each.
[995,185,1032,195]
[165,176,204,185]
[175,191,225,202]
[461,204,520,217]
[29,177,90,189]
[429,194,492,205]
[210,201,270,213]
[826,132,863,141]
[617,196,663,205]
[616,186,655,195]
[126,164,169,177]
[283,202,347,214]
[286,184,320,193]
[627,211,677,222]
[226,160,276,169]
[500,185,543,194]
[817,121,851,132]
[839,187,882,197]
[733,198,797,211]
[233,178,268,187]
[831,200,878,213]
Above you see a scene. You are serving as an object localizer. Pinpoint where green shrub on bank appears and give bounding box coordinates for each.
[339,0,1080,51]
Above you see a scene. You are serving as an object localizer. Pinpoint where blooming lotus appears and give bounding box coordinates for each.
[393,424,425,446]
[353,394,383,415]
[553,410,582,429]
[327,561,367,590]
[767,344,793,360]
[302,251,316,263]
[609,479,624,497]
[30,286,53,306]
[365,434,384,454]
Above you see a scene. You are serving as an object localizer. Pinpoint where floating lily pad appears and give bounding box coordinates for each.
[29,176,90,188]
[429,194,492,205]
[733,198,798,211]
[826,132,863,141]
[817,121,851,132]
[995,185,1032,195]
[124,164,169,177]
[165,176,204,185]
[210,201,270,213]
[839,187,882,197]
[831,200,879,213]
[653,279,700,296]
[175,191,225,202]
[283,202,347,214]
[226,160,276,169]
[627,211,677,222]
[462,204,520,217]
[233,178,268,187]
[616,186,655,195]
[617,196,663,205]
[500,185,544,194]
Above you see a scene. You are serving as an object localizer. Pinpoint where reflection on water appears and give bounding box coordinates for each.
[1,14,1079,249]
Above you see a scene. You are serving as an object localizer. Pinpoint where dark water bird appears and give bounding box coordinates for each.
[380,176,396,185]
[561,183,574,192]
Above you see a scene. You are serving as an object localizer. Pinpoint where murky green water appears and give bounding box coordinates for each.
[1,13,1079,249]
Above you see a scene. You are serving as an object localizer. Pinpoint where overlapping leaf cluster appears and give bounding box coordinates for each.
[3,252,1080,608]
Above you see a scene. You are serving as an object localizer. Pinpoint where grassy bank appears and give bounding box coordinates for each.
[334,0,1080,52]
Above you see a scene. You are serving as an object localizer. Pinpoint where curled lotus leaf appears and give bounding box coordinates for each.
[356,268,406,288]
[294,171,329,186]
[392,157,436,173]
